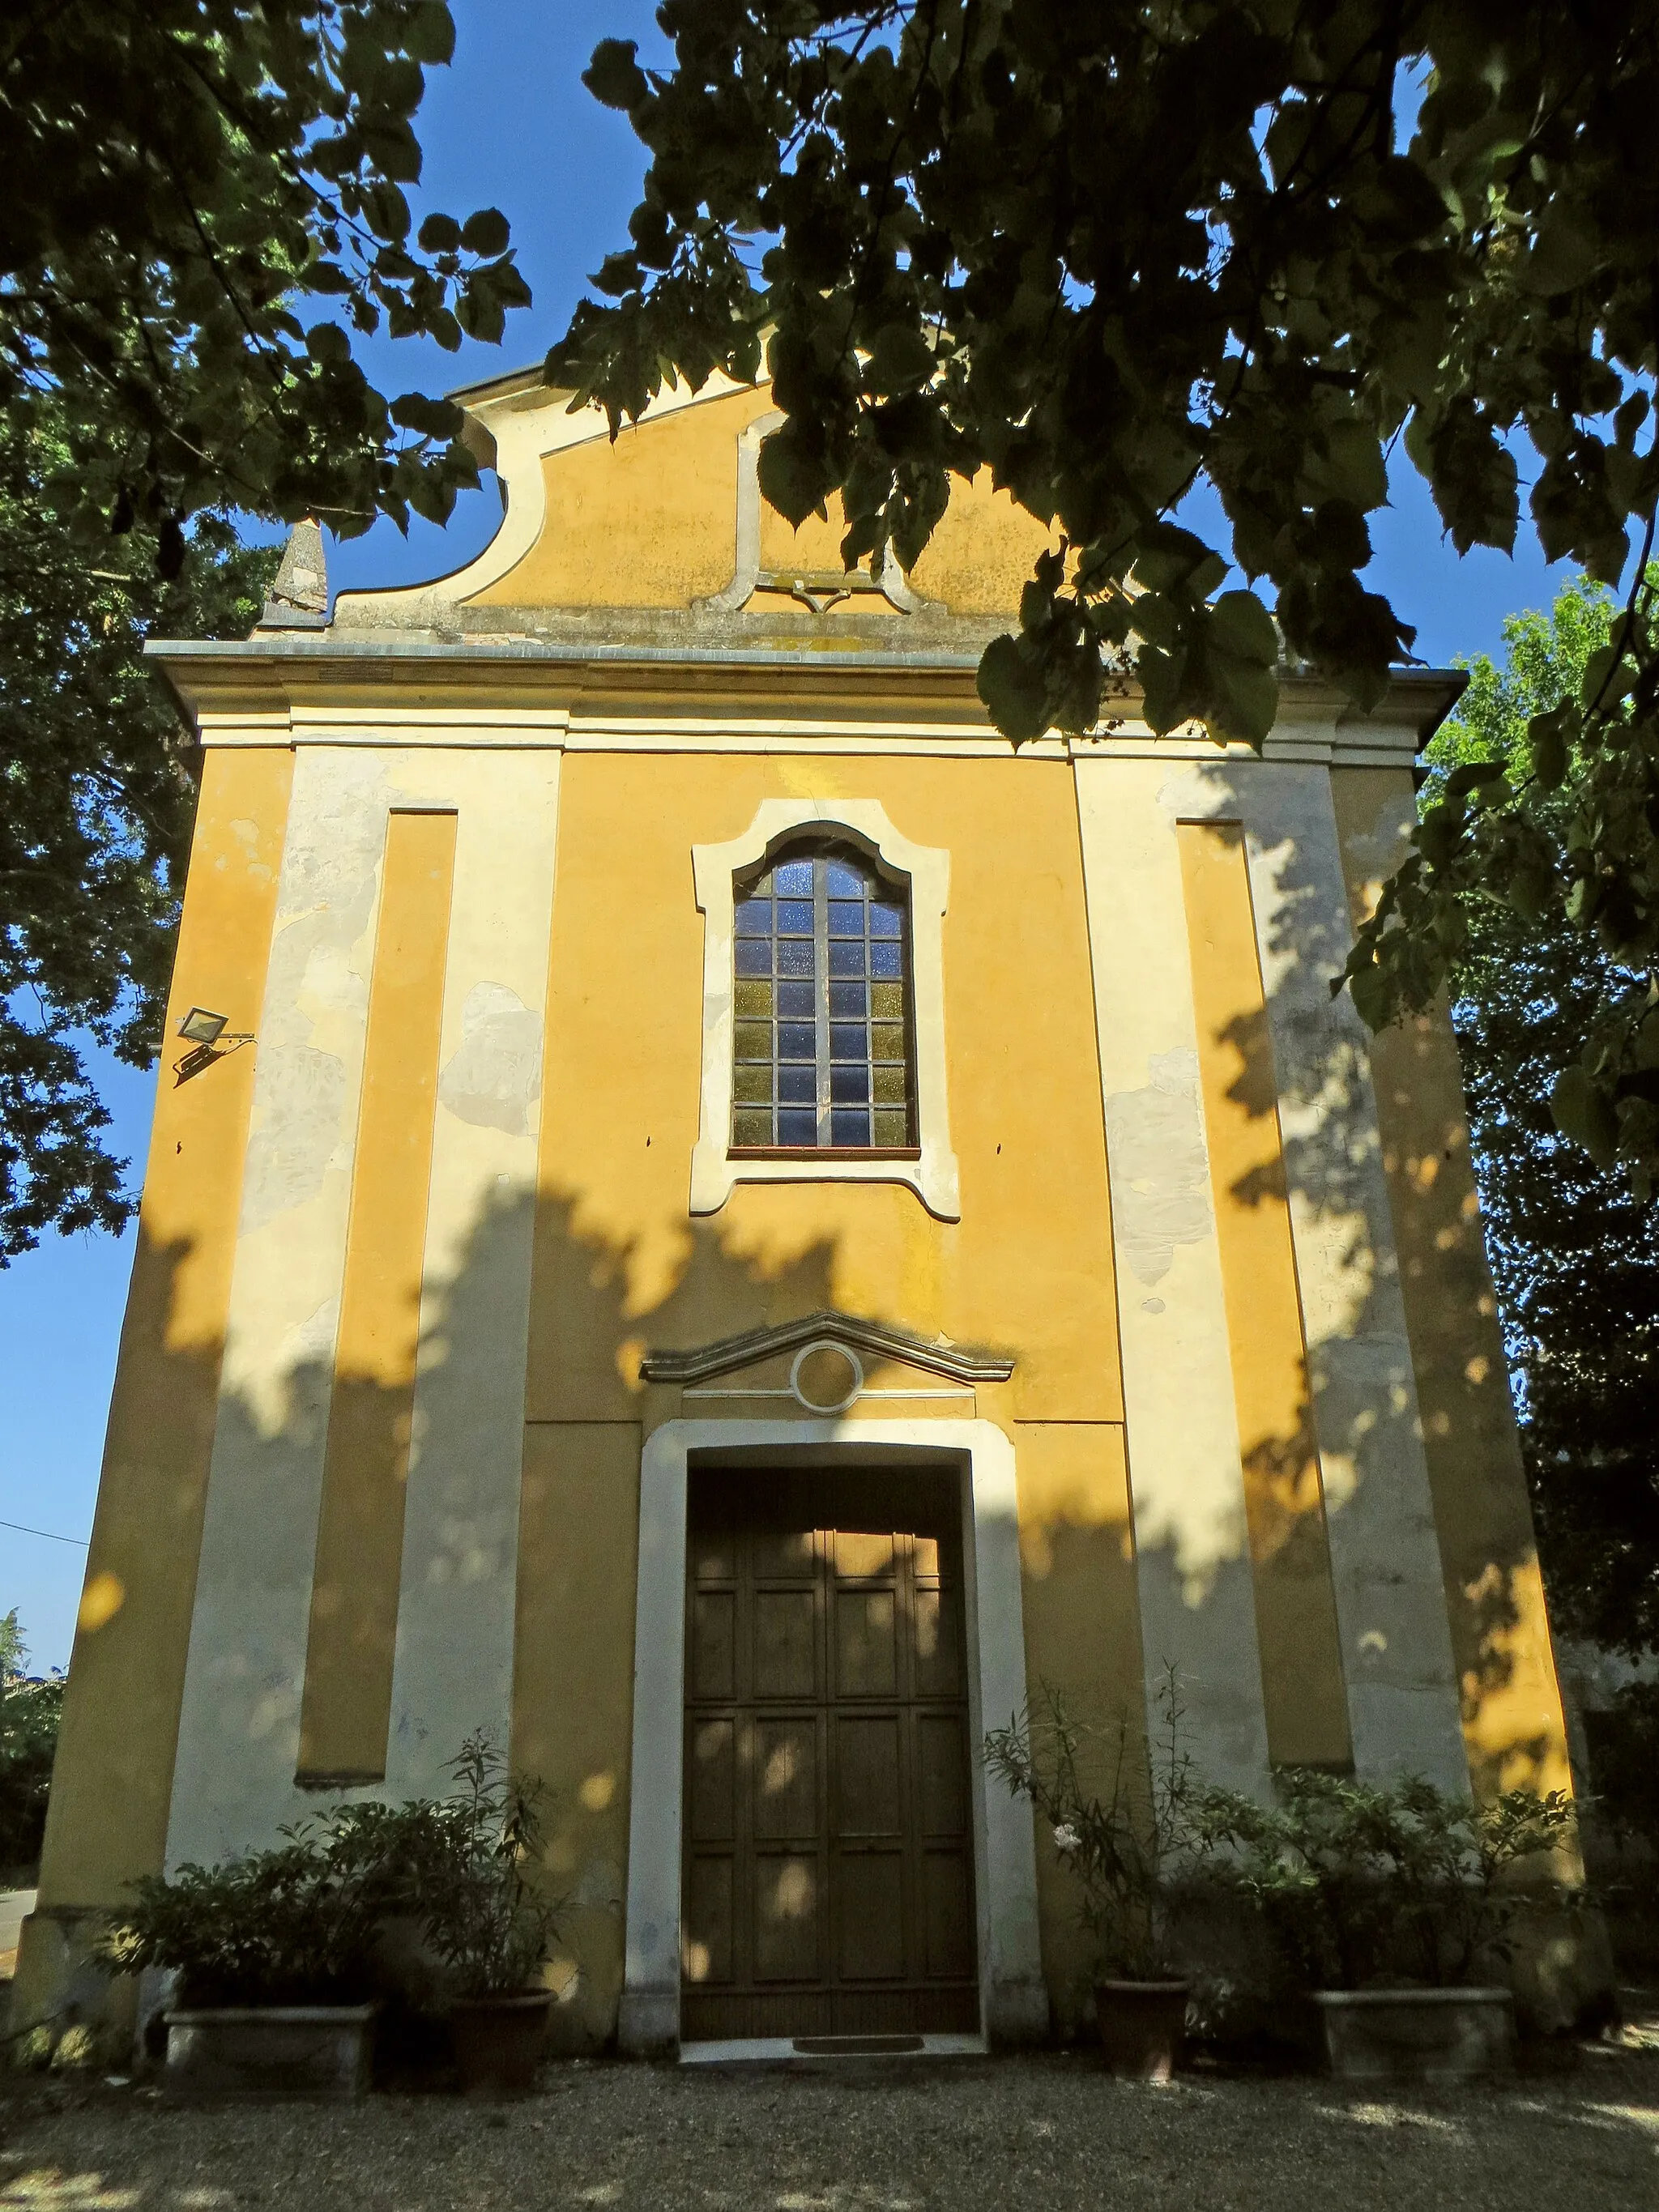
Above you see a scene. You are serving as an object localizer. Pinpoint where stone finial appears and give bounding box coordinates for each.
[257,518,329,629]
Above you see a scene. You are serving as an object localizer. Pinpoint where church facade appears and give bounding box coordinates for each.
[18,373,1578,2055]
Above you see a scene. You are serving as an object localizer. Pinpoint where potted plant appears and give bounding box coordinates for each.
[100,1803,405,2099]
[400,1734,561,2098]
[1222,1769,1576,2081]
[986,1676,1224,2079]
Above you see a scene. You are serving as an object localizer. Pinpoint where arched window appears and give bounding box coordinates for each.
[731,842,915,1153]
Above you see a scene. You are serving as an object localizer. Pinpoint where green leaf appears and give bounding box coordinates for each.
[1138,642,1188,733]
[404,2,456,66]
[1527,705,1575,789]
[584,37,649,112]
[418,211,463,254]
[757,424,831,527]
[1209,658,1279,748]
[1208,589,1277,667]
[1130,590,1180,650]
[1315,421,1388,511]
[301,260,353,296]
[1132,525,1213,594]
[364,182,411,243]
[868,324,934,396]
[460,208,510,258]
[1550,1065,1619,1167]
[977,632,1048,746]
[1521,206,1605,296]
[1312,498,1372,573]
[1348,958,1395,1034]
[389,392,463,437]
[1444,760,1507,798]
[305,321,352,367]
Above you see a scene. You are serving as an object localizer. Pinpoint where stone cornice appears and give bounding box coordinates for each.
[145,633,1465,753]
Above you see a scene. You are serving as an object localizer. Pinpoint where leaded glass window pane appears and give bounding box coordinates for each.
[729,842,917,1151]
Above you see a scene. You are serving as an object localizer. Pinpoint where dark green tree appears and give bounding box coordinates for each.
[0,1609,64,1879]
[2,0,531,560]
[1425,578,1659,1653]
[551,2,1659,1182]
[2,1,532,1247]
[0,403,278,1258]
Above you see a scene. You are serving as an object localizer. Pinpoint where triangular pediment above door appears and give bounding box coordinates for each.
[638,1310,1013,1415]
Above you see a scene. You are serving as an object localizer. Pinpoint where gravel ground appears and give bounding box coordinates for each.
[2,2010,1657,2212]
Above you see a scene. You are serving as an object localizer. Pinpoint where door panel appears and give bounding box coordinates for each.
[920,1850,975,1979]
[684,1855,733,1985]
[754,1854,821,1980]
[835,1588,898,1695]
[916,1711,969,1835]
[752,1717,818,1837]
[838,1852,906,1980]
[689,1717,736,1841]
[680,1467,979,2041]
[753,1590,817,1698]
[690,1591,736,1700]
[837,1714,902,1835]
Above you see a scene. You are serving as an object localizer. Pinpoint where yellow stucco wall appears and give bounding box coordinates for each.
[471,388,773,609]
[13,746,294,2033]
[524,747,1124,1423]
[1012,1421,1144,2029]
[468,382,1055,617]
[1330,767,1574,1802]
[510,740,1136,2044]
[299,810,458,1783]
[1177,818,1351,1771]
[511,1421,642,2051]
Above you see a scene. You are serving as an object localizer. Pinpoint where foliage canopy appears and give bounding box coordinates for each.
[2,0,530,558]
[0,1609,66,1878]
[0,403,278,1258]
[1424,578,1659,1652]
[552,0,1659,1179]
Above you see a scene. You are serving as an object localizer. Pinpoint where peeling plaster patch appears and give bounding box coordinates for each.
[1341,786,1414,903]
[1156,761,1240,824]
[240,1043,348,1234]
[438,980,544,1136]
[1103,1049,1213,1285]
[228,1291,339,1435]
[239,756,394,1232]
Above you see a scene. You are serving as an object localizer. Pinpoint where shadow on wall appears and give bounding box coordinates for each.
[1206,769,1570,1805]
[32,1164,1143,2056]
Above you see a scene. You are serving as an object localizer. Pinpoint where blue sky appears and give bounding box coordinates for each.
[2,4,1577,1673]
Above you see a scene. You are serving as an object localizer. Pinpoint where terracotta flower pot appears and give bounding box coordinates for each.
[451,1991,553,2098]
[1093,1979,1190,2082]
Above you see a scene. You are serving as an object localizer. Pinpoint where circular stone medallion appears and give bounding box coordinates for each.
[789,1341,864,1415]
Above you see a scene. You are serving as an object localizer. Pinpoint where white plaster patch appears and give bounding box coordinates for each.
[239,1043,348,1234]
[1102,1048,1213,1285]
[437,980,544,1136]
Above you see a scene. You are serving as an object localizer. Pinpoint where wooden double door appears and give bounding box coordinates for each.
[680,1468,980,2042]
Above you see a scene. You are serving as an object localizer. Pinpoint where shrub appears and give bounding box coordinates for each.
[100,1801,418,2008]
[390,1734,561,1999]
[98,1737,560,2010]
[0,1609,64,1879]
[985,1673,1234,1980]
[1218,1769,1576,1992]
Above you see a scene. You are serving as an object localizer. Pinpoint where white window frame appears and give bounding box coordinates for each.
[689,798,960,1221]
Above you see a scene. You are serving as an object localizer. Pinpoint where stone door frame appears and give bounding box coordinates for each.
[617,1418,1047,2054]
